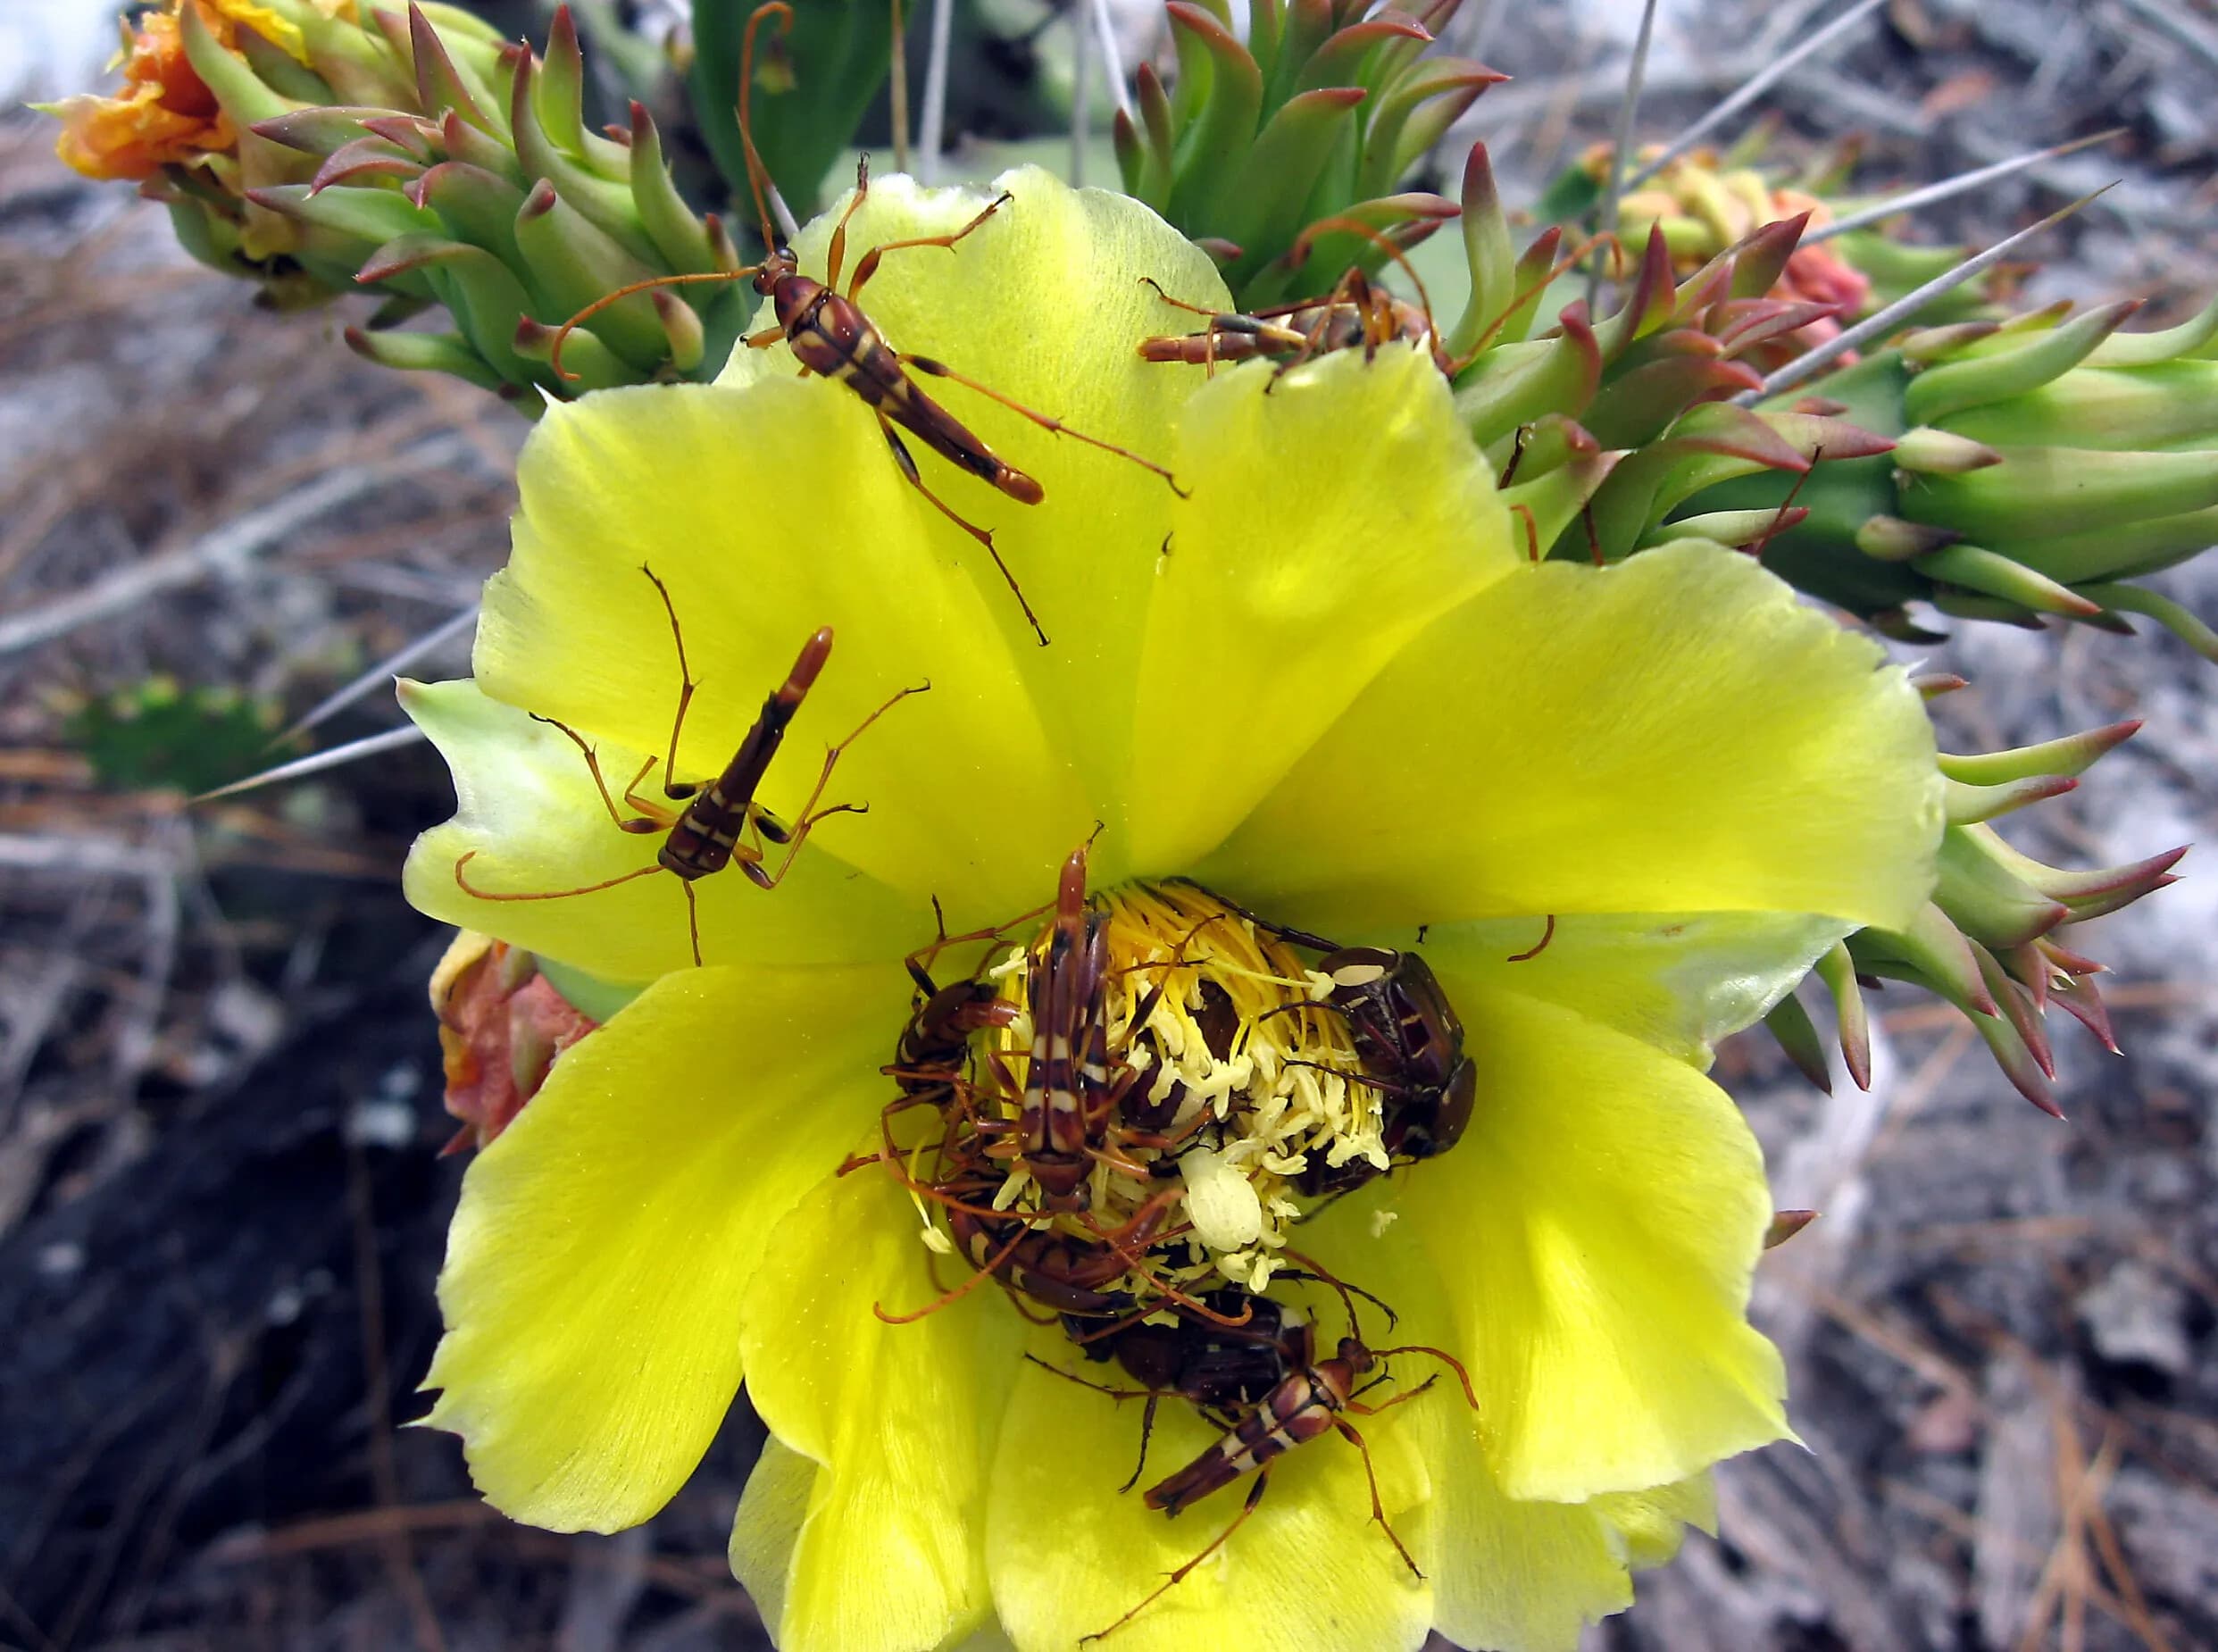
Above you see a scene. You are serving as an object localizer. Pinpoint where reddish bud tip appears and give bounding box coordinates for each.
[1764,1209,1820,1250]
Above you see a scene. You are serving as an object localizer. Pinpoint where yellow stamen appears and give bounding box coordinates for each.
[961,880,1377,1298]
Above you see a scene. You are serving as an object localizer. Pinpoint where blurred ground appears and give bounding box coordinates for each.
[2,3,2215,1649]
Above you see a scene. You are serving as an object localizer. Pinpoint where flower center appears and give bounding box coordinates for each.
[888,871,1472,1317]
[989,880,1379,1291]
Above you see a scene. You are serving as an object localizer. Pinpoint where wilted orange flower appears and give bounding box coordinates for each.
[44,0,320,182]
[429,933,600,1156]
[48,9,228,182]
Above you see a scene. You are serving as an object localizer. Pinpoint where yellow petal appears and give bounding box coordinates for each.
[398,677,917,981]
[419,962,904,1531]
[1593,1476,1717,1571]
[1207,543,1941,935]
[730,1438,816,1637]
[726,167,1228,823]
[209,0,309,61]
[1126,346,1520,871]
[476,379,1091,916]
[987,1330,1433,1652]
[1293,1198,1707,1652]
[1390,978,1790,1501]
[1419,910,1849,1066]
[734,1162,1022,1652]
[1417,1418,1633,1652]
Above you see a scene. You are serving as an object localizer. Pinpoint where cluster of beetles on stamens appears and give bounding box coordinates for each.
[854,839,1484,1636]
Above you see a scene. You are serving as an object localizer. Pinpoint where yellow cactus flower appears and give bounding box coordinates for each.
[401,168,1942,1651]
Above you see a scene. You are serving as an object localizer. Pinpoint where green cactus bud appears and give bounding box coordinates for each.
[1695,288,2218,658]
[1796,706,2183,1117]
[41,2,747,409]
[1113,0,1503,308]
[1414,146,1906,563]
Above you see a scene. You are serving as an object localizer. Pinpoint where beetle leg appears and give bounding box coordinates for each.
[1023,1352,1155,1403]
[1080,1473,1272,1644]
[1345,1372,1436,1416]
[1119,1393,1162,1494]
[1136,276,1225,319]
[899,353,1188,497]
[529,713,668,833]
[847,190,1013,301]
[875,1220,1029,1322]
[638,564,703,800]
[1331,1418,1422,1578]
[1505,912,1556,962]
[876,411,1049,647]
[744,676,928,890]
[681,878,702,968]
[825,152,871,292]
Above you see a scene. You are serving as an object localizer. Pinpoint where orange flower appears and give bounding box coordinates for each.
[44,0,321,182]
[429,933,600,1156]
[48,7,230,182]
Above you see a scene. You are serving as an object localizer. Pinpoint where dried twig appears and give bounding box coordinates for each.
[0,437,472,657]
[1623,0,1888,192]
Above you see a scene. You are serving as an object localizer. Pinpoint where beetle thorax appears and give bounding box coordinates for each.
[753,247,798,297]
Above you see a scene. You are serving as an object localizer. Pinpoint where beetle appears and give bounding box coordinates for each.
[1155,881,1480,1192]
[1053,1289,1307,1491]
[1305,947,1478,1175]
[946,1185,1183,1320]
[454,564,921,965]
[1138,264,1447,376]
[994,840,1195,1211]
[1049,1296,1479,1644]
[551,3,1183,647]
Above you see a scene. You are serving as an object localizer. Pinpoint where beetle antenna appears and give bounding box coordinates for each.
[738,2,794,249]
[1371,1343,1480,1410]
